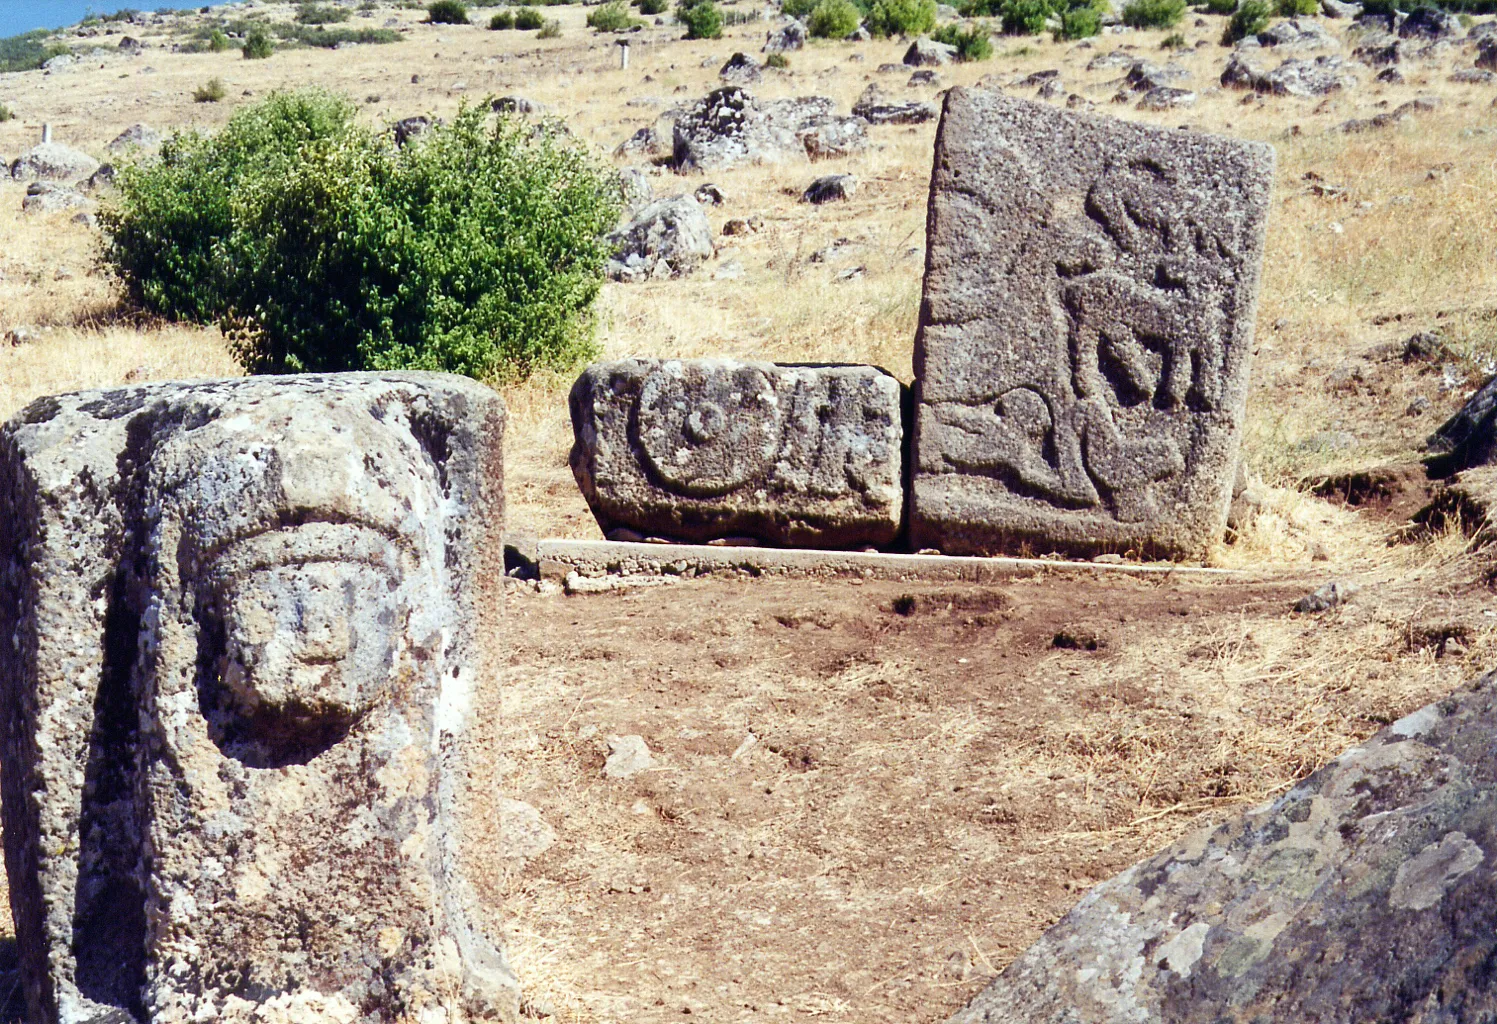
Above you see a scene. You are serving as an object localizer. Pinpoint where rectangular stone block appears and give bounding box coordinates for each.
[911,89,1274,559]
[0,373,516,1024]
[569,358,904,548]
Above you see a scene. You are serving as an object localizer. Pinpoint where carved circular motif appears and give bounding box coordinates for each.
[638,365,781,497]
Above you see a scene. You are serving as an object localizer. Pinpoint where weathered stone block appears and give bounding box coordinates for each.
[948,672,1497,1023]
[911,89,1273,558]
[569,358,904,548]
[0,374,516,1024]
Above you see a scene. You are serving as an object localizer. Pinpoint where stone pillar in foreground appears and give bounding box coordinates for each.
[0,374,516,1024]
[911,89,1274,559]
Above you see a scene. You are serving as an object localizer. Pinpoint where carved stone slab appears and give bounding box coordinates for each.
[911,89,1273,558]
[948,672,1497,1023]
[569,358,904,548]
[0,374,517,1024]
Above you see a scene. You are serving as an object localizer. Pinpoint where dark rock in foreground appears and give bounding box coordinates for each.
[1429,373,1497,473]
[950,672,1497,1024]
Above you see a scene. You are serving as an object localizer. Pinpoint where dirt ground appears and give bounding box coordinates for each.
[463,549,1497,1023]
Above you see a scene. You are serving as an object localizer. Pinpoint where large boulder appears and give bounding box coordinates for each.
[1263,54,1360,95]
[1123,60,1190,91]
[1253,17,1339,49]
[719,51,763,84]
[802,173,856,204]
[10,142,100,183]
[763,18,807,52]
[1429,372,1497,472]
[910,88,1272,559]
[21,182,92,216]
[569,359,905,547]
[852,83,938,124]
[1321,0,1363,17]
[949,673,1497,1024]
[1399,4,1461,38]
[106,123,161,153]
[1478,38,1497,70]
[606,194,715,280]
[0,375,517,1024]
[905,36,958,65]
[671,87,863,172]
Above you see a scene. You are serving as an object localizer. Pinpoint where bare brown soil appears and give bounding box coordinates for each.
[463,561,1497,1023]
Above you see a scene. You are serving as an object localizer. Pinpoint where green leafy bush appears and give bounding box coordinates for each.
[999,0,1053,34]
[1055,3,1100,37]
[102,92,619,382]
[865,0,936,34]
[514,6,546,26]
[765,51,790,66]
[1121,0,1185,26]
[1160,29,1186,44]
[0,103,13,123]
[0,30,73,73]
[490,8,516,25]
[637,0,670,13]
[588,1,640,28]
[277,24,402,45]
[296,2,352,23]
[782,0,819,15]
[932,21,995,55]
[243,26,274,58]
[1222,0,1268,38]
[426,0,471,22]
[1203,0,1237,11]
[809,0,865,34]
[676,0,725,36]
[537,17,563,34]
[1275,0,1317,12]
[193,77,227,102]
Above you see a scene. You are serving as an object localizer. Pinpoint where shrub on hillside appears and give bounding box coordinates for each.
[1121,0,1185,26]
[537,17,563,34]
[243,27,274,58]
[296,2,351,23]
[1160,29,1186,44]
[782,0,820,16]
[637,0,670,13]
[1276,0,1318,13]
[809,0,865,34]
[0,31,73,73]
[1203,0,1237,12]
[0,103,13,123]
[194,77,227,102]
[766,51,790,66]
[1055,2,1100,37]
[513,6,546,27]
[426,0,471,23]
[1222,0,1268,38]
[999,0,1052,33]
[588,1,640,28]
[932,21,995,55]
[677,0,725,36]
[866,0,937,34]
[490,8,516,26]
[102,93,619,382]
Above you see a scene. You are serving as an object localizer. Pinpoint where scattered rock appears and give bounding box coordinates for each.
[493,95,543,114]
[904,36,958,66]
[5,326,37,346]
[1321,0,1363,17]
[1479,39,1497,70]
[852,83,938,124]
[693,182,726,205]
[603,735,655,778]
[1429,373,1497,472]
[21,183,91,216]
[719,51,762,84]
[947,673,1497,1024]
[42,53,76,70]
[1264,55,1360,96]
[1124,60,1189,92]
[606,194,715,280]
[569,359,905,547]
[1333,95,1439,132]
[392,115,433,146]
[802,173,856,203]
[1137,86,1196,109]
[908,69,941,86]
[1086,49,1138,70]
[106,123,160,153]
[1353,40,1405,65]
[10,142,100,183]
[496,798,558,861]
[79,163,117,192]
[1254,17,1338,50]
[672,88,864,172]
[1376,66,1405,83]
[763,18,807,53]
[721,217,757,235]
[1399,5,1460,38]
[1450,68,1496,84]
[1294,580,1361,612]
[617,166,653,212]
[1014,69,1062,89]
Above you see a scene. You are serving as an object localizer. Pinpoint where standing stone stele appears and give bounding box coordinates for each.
[911,89,1273,559]
[570,358,904,548]
[0,374,516,1024]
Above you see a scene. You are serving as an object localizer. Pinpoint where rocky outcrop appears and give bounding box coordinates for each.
[949,673,1497,1024]
[719,51,762,84]
[852,83,938,124]
[1222,53,1359,95]
[671,88,865,172]
[606,194,715,280]
[9,142,99,182]
[904,36,958,65]
[802,173,856,203]
[763,18,807,52]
